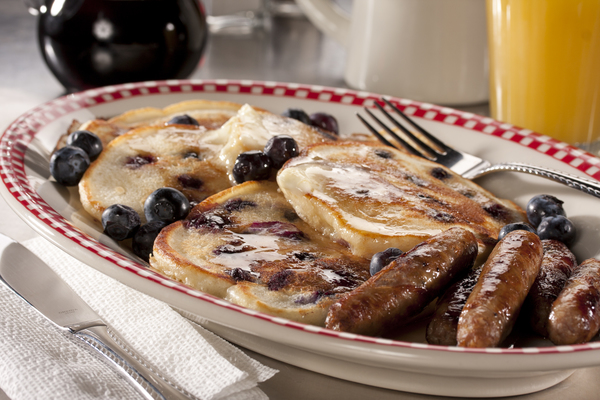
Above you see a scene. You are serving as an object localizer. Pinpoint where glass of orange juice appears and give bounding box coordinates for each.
[487,0,600,153]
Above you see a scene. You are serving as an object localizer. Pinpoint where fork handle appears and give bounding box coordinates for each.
[469,162,600,199]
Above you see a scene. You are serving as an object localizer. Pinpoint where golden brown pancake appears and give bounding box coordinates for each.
[54,100,244,152]
[79,103,334,222]
[150,181,370,326]
[277,141,527,262]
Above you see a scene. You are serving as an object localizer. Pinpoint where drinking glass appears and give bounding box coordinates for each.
[487,0,600,153]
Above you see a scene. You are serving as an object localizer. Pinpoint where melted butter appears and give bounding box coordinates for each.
[217,104,278,183]
[305,165,404,203]
[202,120,231,146]
[340,213,441,236]
[300,164,441,236]
[222,105,272,167]
[318,269,353,284]
[238,104,280,144]
[209,232,288,270]
[127,127,221,154]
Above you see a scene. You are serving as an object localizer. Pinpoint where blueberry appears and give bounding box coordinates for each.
[177,174,203,189]
[264,135,299,169]
[282,108,311,125]
[67,130,103,161]
[537,215,576,245]
[167,114,199,126]
[526,194,566,227]
[101,204,141,241]
[309,112,339,135]
[125,155,155,169]
[232,150,272,184]
[224,199,257,212]
[497,222,537,241]
[374,149,393,159]
[144,187,191,223]
[132,221,168,262]
[431,167,451,180]
[49,145,90,186]
[369,247,403,276]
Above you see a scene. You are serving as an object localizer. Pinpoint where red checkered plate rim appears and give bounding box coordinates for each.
[2,79,600,358]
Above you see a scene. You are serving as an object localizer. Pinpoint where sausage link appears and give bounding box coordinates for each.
[325,227,478,337]
[426,264,483,346]
[522,240,578,337]
[548,258,600,345]
[456,230,543,348]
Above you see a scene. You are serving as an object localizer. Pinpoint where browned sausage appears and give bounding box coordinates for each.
[522,240,578,337]
[325,227,478,337]
[456,230,543,348]
[426,264,483,346]
[547,258,600,345]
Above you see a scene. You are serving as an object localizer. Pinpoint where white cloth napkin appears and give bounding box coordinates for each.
[0,237,277,400]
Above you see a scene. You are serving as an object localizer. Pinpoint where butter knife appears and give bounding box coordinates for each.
[0,233,190,400]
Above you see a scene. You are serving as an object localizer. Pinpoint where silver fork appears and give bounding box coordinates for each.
[358,98,600,199]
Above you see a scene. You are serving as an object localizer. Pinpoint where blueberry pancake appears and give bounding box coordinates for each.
[54,100,244,152]
[79,104,334,223]
[277,141,527,262]
[79,123,231,223]
[106,99,244,129]
[150,181,371,326]
[54,118,128,153]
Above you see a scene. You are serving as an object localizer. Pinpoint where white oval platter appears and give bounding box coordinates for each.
[2,79,600,398]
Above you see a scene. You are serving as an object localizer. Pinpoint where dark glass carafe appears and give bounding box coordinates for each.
[36,0,208,92]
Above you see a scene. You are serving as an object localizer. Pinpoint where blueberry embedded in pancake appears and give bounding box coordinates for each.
[79,123,232,223]
[78,103,335,224]
[150,181,371,326]
[276,141,527,262]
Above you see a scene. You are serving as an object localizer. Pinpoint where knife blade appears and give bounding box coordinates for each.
[0,233,190,400]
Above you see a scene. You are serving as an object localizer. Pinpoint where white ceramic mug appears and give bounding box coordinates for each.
[296,0,489,105]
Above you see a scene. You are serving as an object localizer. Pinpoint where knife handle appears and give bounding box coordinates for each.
[74,325,194,400]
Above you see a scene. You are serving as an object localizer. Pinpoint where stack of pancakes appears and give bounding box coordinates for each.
[71,100,526,326]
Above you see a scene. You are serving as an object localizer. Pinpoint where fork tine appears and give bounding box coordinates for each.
[359,109,423,157]
[373,101,438,158]
[356,113,395,148]
[382,98,451,152]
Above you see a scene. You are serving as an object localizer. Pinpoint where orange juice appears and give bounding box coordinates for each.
[487,0,600,147]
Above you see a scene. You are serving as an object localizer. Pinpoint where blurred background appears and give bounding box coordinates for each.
[0,0,489,123]
[2,1,348,97]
